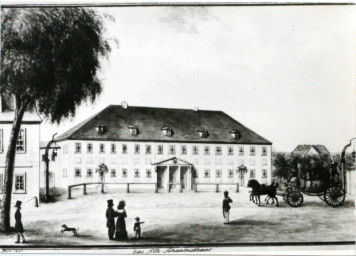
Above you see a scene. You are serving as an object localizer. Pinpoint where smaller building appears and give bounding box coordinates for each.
[291,145,330,158]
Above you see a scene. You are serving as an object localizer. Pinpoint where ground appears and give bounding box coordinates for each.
[0,186,354,246]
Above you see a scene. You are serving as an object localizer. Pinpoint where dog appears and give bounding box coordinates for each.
[61,224,79,236]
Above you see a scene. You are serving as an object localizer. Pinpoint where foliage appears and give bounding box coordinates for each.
[1,8,111,123]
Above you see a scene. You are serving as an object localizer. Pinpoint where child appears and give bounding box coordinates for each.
[14,201,26,243]
[222,191,233,224]
[133,217,145,238]
[106,199,117,240]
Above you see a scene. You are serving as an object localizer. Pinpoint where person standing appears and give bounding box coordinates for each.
[106,199,118,240]
[115,200,128,240]
[14,201,26,243]
[133,217,145,238]
[222,191,233,224]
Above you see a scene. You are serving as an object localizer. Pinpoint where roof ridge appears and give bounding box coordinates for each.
[108,104,221,112]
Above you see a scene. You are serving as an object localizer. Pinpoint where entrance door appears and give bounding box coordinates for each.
[49,172,55,188]
[157,167,164,188]
[180,168,186,189]
[240,173,245,186]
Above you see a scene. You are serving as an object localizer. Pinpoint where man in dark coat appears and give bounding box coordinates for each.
[222,191,233,224]
[106,199,118,240]
[14,201,26,243]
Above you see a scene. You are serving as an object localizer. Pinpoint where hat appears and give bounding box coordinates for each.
[224,191,229,196]
[135,217,140,221]
[15,201,22,208]
[107,199,114,206]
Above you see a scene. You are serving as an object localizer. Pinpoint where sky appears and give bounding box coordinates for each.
[40,5,355,153]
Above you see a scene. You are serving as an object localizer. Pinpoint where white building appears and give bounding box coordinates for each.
[54,103,272,191]
[0,96,42,202]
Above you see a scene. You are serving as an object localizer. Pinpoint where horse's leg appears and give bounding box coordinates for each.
[274,196,279,207]
[258,195,261,206]
[265,195,269,204]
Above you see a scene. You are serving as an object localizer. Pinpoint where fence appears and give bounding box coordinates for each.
[194,183,239,193]
[68,182,157,199]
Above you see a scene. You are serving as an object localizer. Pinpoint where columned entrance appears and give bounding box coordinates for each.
[153,157,193,192]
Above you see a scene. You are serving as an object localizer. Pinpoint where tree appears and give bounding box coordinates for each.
[273,153,292,182]
[1,8,111,231]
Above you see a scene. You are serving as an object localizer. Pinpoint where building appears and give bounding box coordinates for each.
[54,103,272,191]
[291,144,330,158]
[0,95,42,203]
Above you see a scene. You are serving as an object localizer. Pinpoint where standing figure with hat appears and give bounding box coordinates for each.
[222,191,233,224]
[133,217,145,239]
[115,200,128,240]
[14,201,26,243]
[106,199,118,240]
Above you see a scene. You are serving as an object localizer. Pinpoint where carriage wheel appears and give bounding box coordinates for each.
[318,193,325,201]
[286,191,303,207]
[324,186,345,207]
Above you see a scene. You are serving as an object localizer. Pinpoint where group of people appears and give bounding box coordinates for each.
[106,199,144,240]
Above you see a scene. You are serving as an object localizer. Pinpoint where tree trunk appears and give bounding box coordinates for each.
[0,100,27,232]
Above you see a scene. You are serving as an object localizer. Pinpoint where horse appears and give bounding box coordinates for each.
[247,179,279,206]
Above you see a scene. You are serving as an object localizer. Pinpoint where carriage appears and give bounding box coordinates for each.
[278,165,346,207]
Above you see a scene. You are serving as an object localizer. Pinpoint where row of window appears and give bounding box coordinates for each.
[71,143,268,156]
[0,129,26,153]
[203,169,268,179]
[69,168,152,178]
[66,168,268,179]
[0,173,26,193]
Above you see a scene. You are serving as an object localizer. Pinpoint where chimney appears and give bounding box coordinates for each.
[121,101,128,109]
[193,106,199,111]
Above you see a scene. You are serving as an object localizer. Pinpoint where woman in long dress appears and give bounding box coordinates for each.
[115,200,128,240]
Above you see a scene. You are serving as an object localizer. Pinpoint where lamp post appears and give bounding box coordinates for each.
[341,137,356,193]
[43,133,57,202]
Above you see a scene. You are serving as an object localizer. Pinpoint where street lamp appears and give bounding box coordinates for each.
[42,133,57,202]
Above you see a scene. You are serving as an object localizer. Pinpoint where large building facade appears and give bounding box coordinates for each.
[0,98,42,202]
[54,103,272,191]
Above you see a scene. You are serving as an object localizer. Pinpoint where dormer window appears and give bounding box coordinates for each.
[96,125,106,134]
[229,130,241,139]
[197,129,209,138]
[128,126,139,136]
[161,127,173,137]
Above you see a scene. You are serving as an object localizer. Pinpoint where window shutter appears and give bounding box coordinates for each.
[0,174,3,193]
[24,173,27,193]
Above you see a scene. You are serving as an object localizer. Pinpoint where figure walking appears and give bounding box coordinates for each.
[106,199,118,240]
[133,217,145,238]
[14,201,26,243]
[222,191,233,224]
[115,200,128,240]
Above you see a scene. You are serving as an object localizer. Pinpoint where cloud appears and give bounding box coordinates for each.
[159,7,219,34]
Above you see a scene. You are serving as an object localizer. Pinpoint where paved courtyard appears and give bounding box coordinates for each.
[0,187,354,246]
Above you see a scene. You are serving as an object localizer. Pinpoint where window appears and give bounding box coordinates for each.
[192,146,199,155]
[16,129,26,152]
[204,146,210,155]
[161,127,173,137]
[262,159,267,166]
[250,146,255,156]
[262,169,267,178]
[250,169,256,178]
[128,126,138,136]
[134,144,140,154]
[169,145,175,155]
[157,145,163,155]
[14,174,26,193]
[63,168,67,178]
[87,143,93,153]
[0,174,3,193]
[87,169,93,178]
[145,145,152,155]
[0,129,3,153]
[228,169,234,178]
[111,169,116,178]
[215,169,222,178]
[122,169,127,178]
[134,169,140,178]
[75,142,81,154]
[99,143,105,153]
[181,145,187,155]
[215,146,222,155]
[228,146,234,156]
[146,169,152,178]
[238,146,244,156]
[75,168,81,177]
[111,144,116,154]
[122,144,127,154]
[262,146,267,156]
[204,169,210,178]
